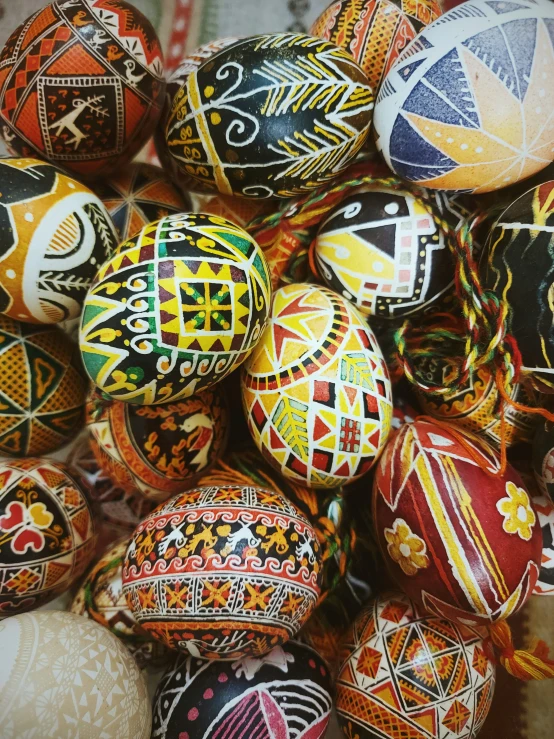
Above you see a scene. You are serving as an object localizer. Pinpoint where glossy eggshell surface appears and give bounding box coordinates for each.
[482,181,554,392]
[152,641,332,739]
[0,158,118,324]
[0,0,165,179]
[373,419,543,626]
[0,611,151,739]
[86,387,229,501]
[310,0,441,94]
[315,188,453,318]
[95,163,192,243]
[242,283,393,488]
[0,458,96,617]
[165,33,373,199]
[122,485,322,658]
[0,318,87,456]
[79,213,272,405]
[374,0,554,193]
[336,593,496,739]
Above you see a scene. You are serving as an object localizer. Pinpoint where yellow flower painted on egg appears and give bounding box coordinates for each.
[497,481,536,541]
[384,519,430,577]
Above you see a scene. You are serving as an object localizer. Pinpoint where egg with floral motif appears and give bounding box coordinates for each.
[373,419,542,626]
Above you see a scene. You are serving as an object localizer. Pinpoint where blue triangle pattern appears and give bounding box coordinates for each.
[423,48,480,128]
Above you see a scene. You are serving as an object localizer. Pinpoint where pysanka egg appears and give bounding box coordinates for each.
[534,420,554,502]
[0,318,87,456]
[95,163,192,243]
[315,188,454,318]
[152,641,332,739]
[241,283,393,489]
[0,611,151,739]
[530,493,554,596]
[336,593,496,739]
[374,0,554,193]
[122,485,322,658]
[482,182,554,392]
[310,0,441,94]
[373,419,542,626]
[80,213,272,405]
[86,385,228,501]
[0,0,165,179]
[0,158,118,324]
[71,538,168,667]
[0,458,96,617]
[165,34,374,198]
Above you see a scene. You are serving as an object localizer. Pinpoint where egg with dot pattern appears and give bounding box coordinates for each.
[79,212,272,405]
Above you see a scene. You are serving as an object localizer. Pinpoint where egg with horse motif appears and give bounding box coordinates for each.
[0,158,118,324]
[373,419,542,626]
[482,181,554,392]
[374,0,554,193]
[79,212,272,404]
[534,420,554,502]
[71,538,169,667]
[0,0,165,179]
[0,458,96,617]
[86,385,228,502]
[314,188,454,318]
[165,33,374,199]
[310,0,441,95]
[336,593,496,739]
[95,163,192,243]
[242,283,393,489]
[151,641,332,739]
[122,484,322,658]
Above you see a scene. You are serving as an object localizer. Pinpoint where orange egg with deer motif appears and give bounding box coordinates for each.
[373,419,542,626]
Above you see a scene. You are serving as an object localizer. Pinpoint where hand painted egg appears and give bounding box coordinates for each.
[241,283,393,489]
[94,163,192,242]
[0,0,165,179]
[79,212,272,404]
[122,484,322,658]
[165,34,374,199]
[0,610,151,738]
[373,419,542,626]
[154,39,239,195]
[336,593,496,739]
[202,194,275,229]
[310,0,441,95]
[531,494,554,595]
[86,385,229,501]
[0,158,118,324]
[314,188,454,318]
[0,458,96,617]
[482,181,554,392]
[417,363,541,448]
[374,0,554,193]
[67,433,157,546]
[151,641,332,739]
[0,318,87,456]
[533,420,554,501]
[71,538,168,667]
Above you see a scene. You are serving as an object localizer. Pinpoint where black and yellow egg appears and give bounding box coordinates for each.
[165,33,374,199]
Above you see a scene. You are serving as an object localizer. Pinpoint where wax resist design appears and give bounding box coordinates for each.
[374,0,554,193]
[310,0,441,94]
[152,641,332,739]
[242,283,393,488]
[373,419,543,626]
[0,159,118,324]
[0,458,96,617]
[80,213,272,404]
[533,419,554,501]
[86,386,228,501]
[532,494,554,596]
[166,33,374,198]
[0,318,87,456]
[336,593,496,739]
[0,0,165,178]
[95,163,192,243]
[122,485,322,658]
[315,189,453,318]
